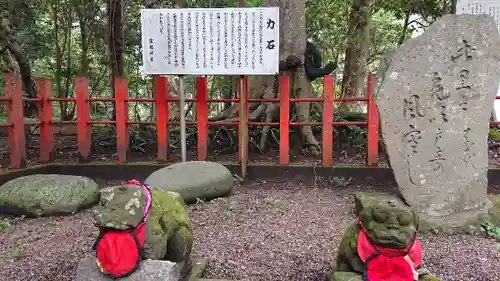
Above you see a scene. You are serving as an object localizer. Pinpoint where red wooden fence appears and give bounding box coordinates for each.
[1,72,380,171]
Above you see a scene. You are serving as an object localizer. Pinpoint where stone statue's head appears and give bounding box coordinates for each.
[92,184,147,230]
[357,193,418,250]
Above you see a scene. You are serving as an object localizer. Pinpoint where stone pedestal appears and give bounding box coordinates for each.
[75,255,186,281]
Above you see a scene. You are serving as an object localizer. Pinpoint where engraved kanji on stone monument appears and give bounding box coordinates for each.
[375,14,500,230]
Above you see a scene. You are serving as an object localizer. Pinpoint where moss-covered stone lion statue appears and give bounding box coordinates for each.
[329,192,442,281]
[91,180,193,277]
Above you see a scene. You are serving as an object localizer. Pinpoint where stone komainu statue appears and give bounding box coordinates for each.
[91,182,193,277]
[329,192,443,281]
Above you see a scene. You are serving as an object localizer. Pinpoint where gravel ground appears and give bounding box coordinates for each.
[1,179,499,281]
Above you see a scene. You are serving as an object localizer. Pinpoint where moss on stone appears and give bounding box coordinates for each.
[92,184,147,230]
[421,274,444,281]
[188,255,208,281]
[143,188,193,261]
[487,195,500,225]
[148,188,192,231]
[0,174,99,216]
[329,271,363,281]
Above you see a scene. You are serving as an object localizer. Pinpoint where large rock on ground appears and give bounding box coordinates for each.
[145,161,234,204]
[375,14,500,230]
[75,255,185,281]
[0,174,99,216]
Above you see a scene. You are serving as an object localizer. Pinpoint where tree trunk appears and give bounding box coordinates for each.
[108,0,124,121]
[339,0,373,113]
[51,3,65,119]
[398,9,411,46]
[76,0,90,76]
[213,0,321,155]
[62,11,74,121]
[279,0,320,155]
[450,0,457,14]
[0,45,15,72]
[0,18,37,117]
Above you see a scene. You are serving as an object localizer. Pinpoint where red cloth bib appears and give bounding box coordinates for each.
[94,179,152,278]
[357,225,422,281]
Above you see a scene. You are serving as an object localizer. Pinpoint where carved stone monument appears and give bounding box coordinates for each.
[376,14,500,230]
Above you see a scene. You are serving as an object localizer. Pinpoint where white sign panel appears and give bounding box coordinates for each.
[141,8,280,75]
[456,0,500,31]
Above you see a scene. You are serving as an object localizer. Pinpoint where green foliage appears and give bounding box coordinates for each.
[0,218,11,232]
[368,9,403,71]
[481,220,500,241]
[11,246,22,259]
[490,128,500,141]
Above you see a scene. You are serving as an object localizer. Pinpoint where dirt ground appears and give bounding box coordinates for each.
[1,178,499,281]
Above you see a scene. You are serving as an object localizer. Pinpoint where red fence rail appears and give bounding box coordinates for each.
[1,72,380,171]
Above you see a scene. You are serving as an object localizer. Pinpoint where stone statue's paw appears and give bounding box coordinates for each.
[165,225,193,262]
[329,271,363,281]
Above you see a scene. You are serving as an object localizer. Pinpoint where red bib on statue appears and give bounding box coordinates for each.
[93,180,152,278]
[357,227,422,281]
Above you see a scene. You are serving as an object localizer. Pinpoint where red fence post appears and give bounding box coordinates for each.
[367,74,379,166]
[196,76,208,161]
[37,78,54,162]
[322,75,334,167]
[279,74,290,165]
[5,73,26,168]
[155,76,169,163]
[115,77,128,163]
[76,77,91,161]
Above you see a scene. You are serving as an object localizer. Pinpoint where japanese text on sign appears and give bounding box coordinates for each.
[141,7,280,75]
